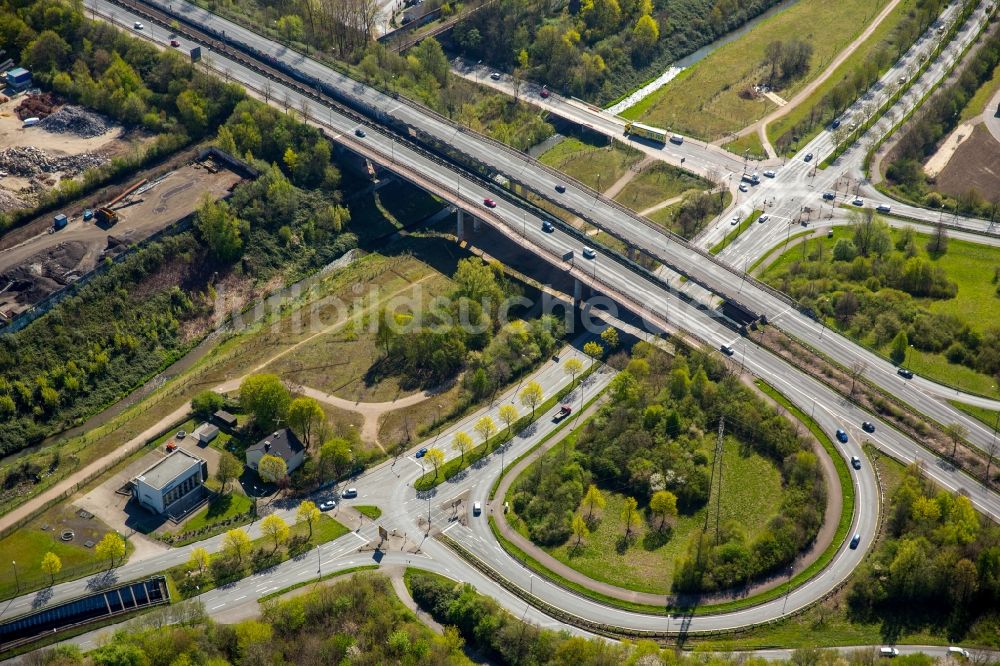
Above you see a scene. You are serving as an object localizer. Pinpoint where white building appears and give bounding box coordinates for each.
[132,449,208,515]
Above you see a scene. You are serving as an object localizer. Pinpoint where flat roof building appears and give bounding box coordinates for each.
[213,410,238,429]
[132,449,208,515]
[192,422,219,444]
[5,67,31,91]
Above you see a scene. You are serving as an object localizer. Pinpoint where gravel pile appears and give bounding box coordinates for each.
[0,146,105,178]
[0,189,25,212]
[38,106,112,138]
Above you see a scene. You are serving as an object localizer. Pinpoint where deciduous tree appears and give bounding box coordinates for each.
[95,532,126,570]
[188,547,210,575]
[452,431,473,462]
[519,382,543,417]
[222,528,252,565]
[239,374,290,432]
[649,490,678,530]
[216,451,242,494]
[40,551,61,586]
[499,404,519,436]
[257,454,288,484]
[583,484,605,519]
[571,514,590,546]
[473,416,497,446]
[287,396,325,448]
[621,496,640,538]
[296,500,321,540]
[425,448,445,479]
[261,514,290,554]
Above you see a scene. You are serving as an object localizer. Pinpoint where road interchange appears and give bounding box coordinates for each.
[5,0,1000,654]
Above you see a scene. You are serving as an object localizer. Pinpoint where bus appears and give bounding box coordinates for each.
[624,121,667,144]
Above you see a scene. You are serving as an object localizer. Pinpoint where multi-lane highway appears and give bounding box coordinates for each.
[5,0,998,657]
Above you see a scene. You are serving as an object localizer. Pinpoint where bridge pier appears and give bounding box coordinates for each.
[574,278,583,305]
[473,216,481,233]
[456,209,465,239]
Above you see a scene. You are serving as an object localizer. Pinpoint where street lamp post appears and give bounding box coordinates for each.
[11,560,18,592]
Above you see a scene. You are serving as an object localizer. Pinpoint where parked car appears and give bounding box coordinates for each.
[541,220,554,232]
[582,247,596,259]
[720,344,735,356]
[341,488,358,499]
[836,429,849,443]
[555,183,566,193]
[862,421,875,433]
[804,152,814,162]
[851,456,862,470]
[133,21,144,29]
[897,367,914,379]
[355,128,366,138]
[490,72,501,80]
[879,648,899,657]
[166,442,177,452]
[319,500,337,511]
[473,501,482,515]
[739,183,748,192]
[176,430,187,439]
[415,447,428,458]
[823,192,836,201]
[483,198,497,208]
[850,532,861,549]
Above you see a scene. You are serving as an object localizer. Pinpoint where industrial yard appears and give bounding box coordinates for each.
[0,157,243,323]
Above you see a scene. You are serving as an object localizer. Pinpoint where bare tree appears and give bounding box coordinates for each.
[849,360,868,397]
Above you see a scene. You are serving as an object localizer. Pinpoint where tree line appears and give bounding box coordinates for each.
[452,0,784,103]
[847,464,999,640]
[510,341,826,593]
[884,29,1000,217]
[773,0,950,155]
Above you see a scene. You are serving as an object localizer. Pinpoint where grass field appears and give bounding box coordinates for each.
[947,399,1000,430]
[613,163,712,212]
[517,438,783,595]
[959,61,1000,122]
[625,0,891,140]
[763,226,1000,398]
[539,137,643,191]
[723,133,769,160]
[355,505,383,520]
[0,505,134,601]
[180,493,252,534]
[767,0,923,150]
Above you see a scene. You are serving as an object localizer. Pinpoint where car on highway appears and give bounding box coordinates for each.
[341,487,358,499]
[850,532,861,549]
[170,39,180,47]
[554,184,566,193]
[822,192,835,200]
[852,197,864,206]
[851,456,862,470]
[133,21,144,30]
[731,215,740,225]
[720,344,735,356]
[319,500,336,511]
[483,198,497,208]
[490,72,501,80]
[758,214,768,223]
[879,647,899,657]
[355,128,366,138]
[540,86,550,98]
[830,119,840,129]
[541,220,554,233]
[473,501,482,515]
[738,183,748,192]
[553,404,573,422]
[415,447,428,458]
[836,429,849,443]
[763,170,776,178]
[582,246,596,259]
[862,421,875,433]
[897,367,914,379]
[804,152,814,162]
[876,204,892,213]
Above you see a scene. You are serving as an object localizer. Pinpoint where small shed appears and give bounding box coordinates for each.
[213,410,238,429]
[5,67,31,91]
[192,422,219,444]
[53,213,68,230]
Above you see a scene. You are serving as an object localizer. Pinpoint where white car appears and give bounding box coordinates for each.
[582,247,596,259]
[490,72,501,81]
[473,501,482,515]
[758,214,769,223]
[738,183,748,192]
[879,647,899,657]
[319,500,336,511]
[133,21,144,30]
[731,215,740,226]
[341,487,357,499]
[763,170,776,178]
[852,197,864,206]
[947,648,969,659]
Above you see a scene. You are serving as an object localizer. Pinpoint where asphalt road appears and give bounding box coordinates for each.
[6,0,994,656]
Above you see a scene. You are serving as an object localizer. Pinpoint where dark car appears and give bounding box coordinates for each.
[897,367,914,379]
[483,198,497,208]
[862,421,875,433]
[851,456,862,470]
[170,39,180,47]
[850,533,861,549]
[553,404,572,422]
[555,184,566,193]
[831,119,841,129]
[836,429,849,444]
[804,152,814,162]
[355,128,366,138]
[540,86,550,98]
[720,344,735,356]
[415,447,428,458]
[541,220,554,233]
[822,192,835,200]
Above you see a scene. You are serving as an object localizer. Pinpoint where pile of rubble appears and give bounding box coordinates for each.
[0,189,25,212]
[14,92,59,120]
[39,106,112,138]
[0,146,105,178]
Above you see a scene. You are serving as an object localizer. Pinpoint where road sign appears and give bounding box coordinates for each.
[562,250,574,262]
[378,525,388,541]
[190,46,201,62]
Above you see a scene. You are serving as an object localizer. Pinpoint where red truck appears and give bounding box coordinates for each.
[553,404,573,422]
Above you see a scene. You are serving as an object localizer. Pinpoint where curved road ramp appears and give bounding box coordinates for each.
[0,576,168,653]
